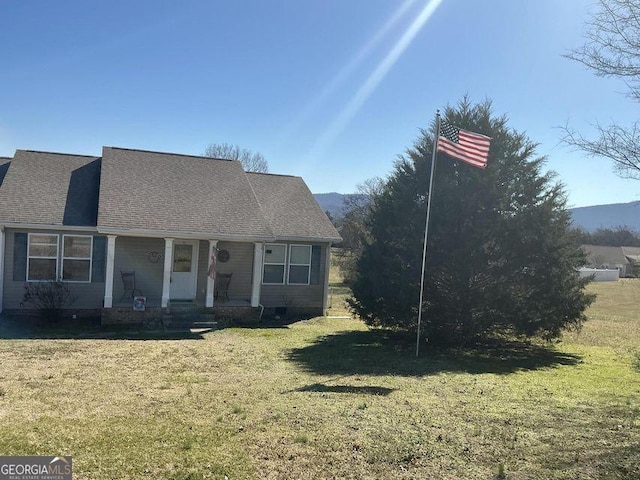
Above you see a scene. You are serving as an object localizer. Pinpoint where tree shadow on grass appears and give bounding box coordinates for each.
[286,329,581,377]
[0,315,207,340]
[591,442,640,479]
[232,318,296,329]
[292,383,395,396]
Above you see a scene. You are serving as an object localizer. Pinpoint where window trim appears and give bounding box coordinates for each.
[287,244,312,285]
[262,243,287,285]
[62,234,93,283]
[27,233,59,282]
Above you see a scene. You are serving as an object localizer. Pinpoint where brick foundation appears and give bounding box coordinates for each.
[101,307,166,325]
[262,307,323,320]
[2,308,102,319]
[3,305,326,327]
[211,306,258,323]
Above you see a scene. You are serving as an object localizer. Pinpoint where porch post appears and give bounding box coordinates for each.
[0,227,5,314]
[103,235,117,308]
[161,238,174,308]
[205,239,218,308]
[251,242,263,307]
[322,243,332,316]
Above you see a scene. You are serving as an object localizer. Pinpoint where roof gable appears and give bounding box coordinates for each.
[0,150,100,226]
[97,147,274,238]
[247,172,341,241]
[0,158,11,188]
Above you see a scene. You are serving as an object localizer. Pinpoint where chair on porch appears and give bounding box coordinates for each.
[120,271,143,302]
[215,273,232,302]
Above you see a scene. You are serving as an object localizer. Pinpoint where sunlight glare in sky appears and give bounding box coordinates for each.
[308,0,444,160]
[277,0,420,146]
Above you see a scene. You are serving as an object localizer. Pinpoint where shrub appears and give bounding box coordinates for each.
[22,281,77,323]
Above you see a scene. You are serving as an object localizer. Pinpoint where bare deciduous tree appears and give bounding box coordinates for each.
[336,177,384,285]
[563,0,640,179]
[203,142,269,173]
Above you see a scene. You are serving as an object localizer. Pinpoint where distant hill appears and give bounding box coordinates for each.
[315,193,640,232]
[569,201,640,232]
[314,192,357,218]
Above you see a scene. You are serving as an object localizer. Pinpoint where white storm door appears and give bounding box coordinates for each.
[170,240,199,299]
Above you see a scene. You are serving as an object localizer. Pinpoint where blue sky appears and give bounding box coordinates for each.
[1,0,638,207]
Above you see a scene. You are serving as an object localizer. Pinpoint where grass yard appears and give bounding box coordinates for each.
[0,281,638,479]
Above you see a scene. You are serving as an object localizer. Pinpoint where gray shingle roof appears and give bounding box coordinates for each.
[582,244,631,266]
[0,147,341,242]
[98,147,274,238]
[0,150,100,226]
[247,172,341,242]
[622,246,640,262]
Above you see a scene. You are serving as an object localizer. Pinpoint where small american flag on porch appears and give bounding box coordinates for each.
[208,248,218,279]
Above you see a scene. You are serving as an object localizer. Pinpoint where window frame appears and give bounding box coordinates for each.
[27,233,59,282]
[61,234,93,283]
[262,243,287,285]
[287,244,312,285]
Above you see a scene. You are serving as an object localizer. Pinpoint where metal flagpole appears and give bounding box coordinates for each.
[416,111,441,357]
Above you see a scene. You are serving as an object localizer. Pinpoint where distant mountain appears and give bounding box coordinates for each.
[315,193,640,232]
[314,192,357,218]
[569,201,640,232]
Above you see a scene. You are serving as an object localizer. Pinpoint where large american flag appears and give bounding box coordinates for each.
[437,120,491,169]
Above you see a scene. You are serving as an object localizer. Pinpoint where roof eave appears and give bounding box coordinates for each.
[0,222,98,232]
[274,235,342,244]
[96,226,277,242]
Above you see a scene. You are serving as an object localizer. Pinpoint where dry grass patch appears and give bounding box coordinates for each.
[0,280,638,479]
[326,249,353,318]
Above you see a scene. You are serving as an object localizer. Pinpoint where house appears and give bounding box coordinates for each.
[0,147,341,324]
[581,244,640,278]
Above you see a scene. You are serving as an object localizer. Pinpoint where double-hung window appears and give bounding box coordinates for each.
[262,244,315,285]
[62,235,92,282]
[288,245,312,285]
[263,244,287,284]
[27,234,59,281]
[26,234,93,282]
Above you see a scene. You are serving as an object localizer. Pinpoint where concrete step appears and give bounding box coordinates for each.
[164,313,218,330]
[168,324,218,330]
[164,303,218,330]
[191,321,218,328]
[168,302,200,313]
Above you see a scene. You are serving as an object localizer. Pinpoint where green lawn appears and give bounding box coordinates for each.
[0,281,638,479]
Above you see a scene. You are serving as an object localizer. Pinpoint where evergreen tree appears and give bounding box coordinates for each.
[349,99,595,346]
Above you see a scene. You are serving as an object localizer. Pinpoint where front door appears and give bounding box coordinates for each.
[170,240,199,300]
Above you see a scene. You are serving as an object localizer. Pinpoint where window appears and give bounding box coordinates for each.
[173,244,193,273]
[288,245,311,285]
[27,234,59,281]
[263,244,286,284]
[21,233,97,283]
[262,244,317,285]
[62,235,92,282]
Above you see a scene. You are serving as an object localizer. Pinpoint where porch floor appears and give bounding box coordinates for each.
[111,298,252,308]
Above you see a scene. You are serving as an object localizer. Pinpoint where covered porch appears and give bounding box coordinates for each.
[103,234,264,314]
